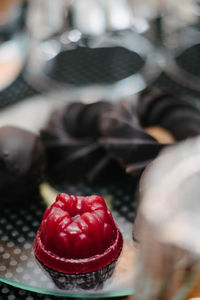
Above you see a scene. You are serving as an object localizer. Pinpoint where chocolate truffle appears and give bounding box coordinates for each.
[0,126,46,203]
[100,90,200,176]
[41,101,123,182]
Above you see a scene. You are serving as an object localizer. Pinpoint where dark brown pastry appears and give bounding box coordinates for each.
[0,126,46,203]
[41,90,200,180]
[100,90,200,176]
[41,101,123,182]
[138,90,200,140]
[100,99,165,176]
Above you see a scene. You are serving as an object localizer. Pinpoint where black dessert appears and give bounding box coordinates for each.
[100,90,200,176]
[0,126,46,203]
[41,101,123,183]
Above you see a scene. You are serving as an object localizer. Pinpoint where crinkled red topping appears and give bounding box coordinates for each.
[34,194,123,273]
[40,194,116,258]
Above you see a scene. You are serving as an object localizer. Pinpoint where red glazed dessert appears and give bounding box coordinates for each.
[34,193,123,287]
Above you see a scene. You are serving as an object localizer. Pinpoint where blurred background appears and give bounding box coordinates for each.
[0,0,199,106]
[0,1,199,300]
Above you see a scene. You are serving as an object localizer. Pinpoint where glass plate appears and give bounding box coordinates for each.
[0,179,137,297]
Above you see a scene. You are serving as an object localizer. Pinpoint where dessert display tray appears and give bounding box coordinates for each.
[0,179,137,298]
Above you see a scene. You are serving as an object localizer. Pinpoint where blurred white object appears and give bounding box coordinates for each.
[0,35,26,89]
[73,0,106,35]
[103,0,132,31]
[164,0,200,26]
[0,93,68,133]
[133,137,200,300]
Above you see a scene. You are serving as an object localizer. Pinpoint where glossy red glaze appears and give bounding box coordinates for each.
[34,194,123,273]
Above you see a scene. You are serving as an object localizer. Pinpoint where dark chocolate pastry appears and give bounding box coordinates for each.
[100,99,165,176]
[41,101,123,182]
[100,90,200,176]
[0,126,46,203]
[138,90,200,140]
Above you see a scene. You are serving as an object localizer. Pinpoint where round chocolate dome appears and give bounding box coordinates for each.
[0,126,46,203]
